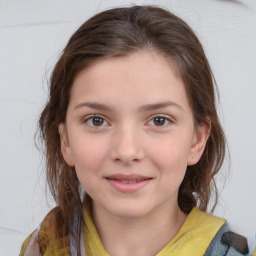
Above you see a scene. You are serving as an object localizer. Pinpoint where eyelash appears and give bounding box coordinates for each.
[82,114,173,128]
[147,115,172,127]
[83,115,109,128]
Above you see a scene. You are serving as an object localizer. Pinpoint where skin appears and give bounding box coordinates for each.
[59,51,210,256]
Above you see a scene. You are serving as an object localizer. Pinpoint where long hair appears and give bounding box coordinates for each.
[38,5,226,252]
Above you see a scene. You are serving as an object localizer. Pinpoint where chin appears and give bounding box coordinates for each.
[104,201,155,219]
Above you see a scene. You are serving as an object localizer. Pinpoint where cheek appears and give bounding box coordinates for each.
[148,139,189,197]
[72,141,108,194]
[69,135,109,178]
[147,136,191,175]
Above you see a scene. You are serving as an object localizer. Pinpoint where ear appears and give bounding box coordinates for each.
[58,123,74,166]
[187,119,211,166]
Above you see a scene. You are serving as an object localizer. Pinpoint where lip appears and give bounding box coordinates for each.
[105,174,152,193]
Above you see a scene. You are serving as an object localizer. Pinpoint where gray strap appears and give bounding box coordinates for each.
[69,221,86,255]
[69,232,77,256]
[204,223,250,256]
[68,208,86,256]
[80,224,86,256]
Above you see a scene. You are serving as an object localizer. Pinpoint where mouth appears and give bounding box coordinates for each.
[110,179,147,184]
[104,174,152,193]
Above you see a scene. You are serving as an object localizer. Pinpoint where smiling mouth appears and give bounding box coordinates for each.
[106,178,151,184]
[105,174,152,193]
[105,174,152,183]
[113,179,147,184]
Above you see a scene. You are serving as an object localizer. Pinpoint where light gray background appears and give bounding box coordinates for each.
[0,0,255,255]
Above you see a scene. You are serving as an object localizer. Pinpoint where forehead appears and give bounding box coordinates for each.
[74,50,181,84]
[69,51,190,112]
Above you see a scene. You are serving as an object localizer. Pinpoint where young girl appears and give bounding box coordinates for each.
[20,5,255,256]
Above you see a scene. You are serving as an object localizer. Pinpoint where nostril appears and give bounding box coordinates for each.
[110,130,145,163]
[113,156,142,164]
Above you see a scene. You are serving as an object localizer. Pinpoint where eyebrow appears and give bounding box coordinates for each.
[74,101,184,113]
[138,101,184,113]
[74,102,112,111]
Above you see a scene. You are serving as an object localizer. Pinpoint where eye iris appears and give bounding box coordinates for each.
[154,117,165,126]
[92,117,104,126]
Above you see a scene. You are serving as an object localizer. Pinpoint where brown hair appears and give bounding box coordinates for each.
[39,5,226,251]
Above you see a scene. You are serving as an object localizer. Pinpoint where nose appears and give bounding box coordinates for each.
[110,125,145,164]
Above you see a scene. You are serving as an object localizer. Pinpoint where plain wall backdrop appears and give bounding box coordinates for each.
[0,0,255,254]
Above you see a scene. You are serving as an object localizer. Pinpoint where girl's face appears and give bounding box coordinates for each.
[59,51,209,219]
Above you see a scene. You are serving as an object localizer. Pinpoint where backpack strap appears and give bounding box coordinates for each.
[205,223,250,256]
[79,223,86,256]
[68,205,87,256]
[68,222,86,255]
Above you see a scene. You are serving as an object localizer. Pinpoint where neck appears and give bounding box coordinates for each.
[91,202,187,256]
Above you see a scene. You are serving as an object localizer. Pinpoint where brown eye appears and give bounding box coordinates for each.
[85,116,107,127]
[92,117,104,126]
[153,117,167,126]
[147,116,171,127]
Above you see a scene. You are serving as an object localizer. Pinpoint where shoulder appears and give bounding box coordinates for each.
[182,208,255,256]
[183,207,226,240]
[19,227,41,256]
[205,221,255,256]
[19,207,71,256]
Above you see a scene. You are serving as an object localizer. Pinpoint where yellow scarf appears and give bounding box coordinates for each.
[84,207,225,256]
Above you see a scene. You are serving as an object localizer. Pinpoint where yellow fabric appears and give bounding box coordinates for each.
[19,234,32,256]
[83,207,225,256]
[20,208,71,256]
[20,206,225,255]
[156,207,225,256]
[84,208,110,256]
[35,209,70,256]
